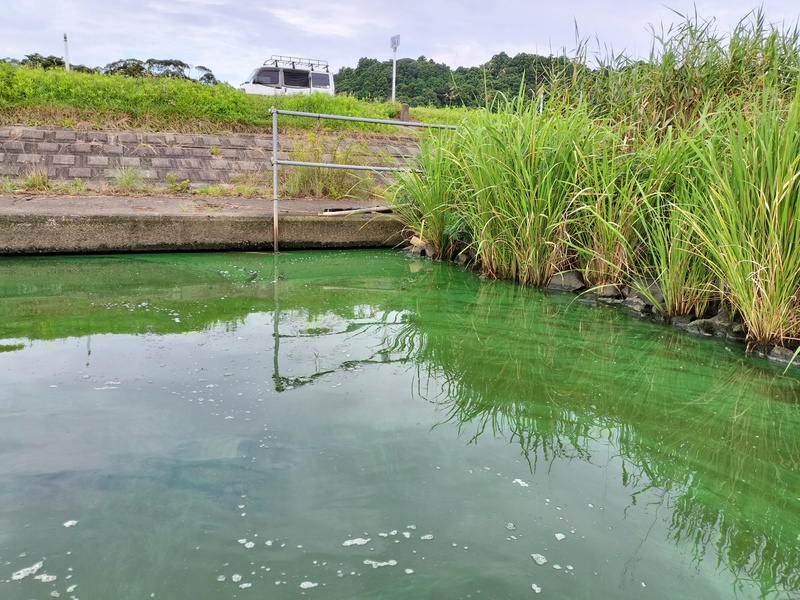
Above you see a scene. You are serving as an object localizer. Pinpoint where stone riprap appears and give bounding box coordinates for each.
[0,126,420,184]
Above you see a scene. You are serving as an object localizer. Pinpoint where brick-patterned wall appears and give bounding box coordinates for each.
[0,126,420,185]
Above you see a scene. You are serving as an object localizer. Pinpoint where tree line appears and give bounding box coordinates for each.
[334,52,575,108]
[0,53,219,84]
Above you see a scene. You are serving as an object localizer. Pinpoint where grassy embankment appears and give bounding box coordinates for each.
[389,11,800,356]
[0,62,464,198]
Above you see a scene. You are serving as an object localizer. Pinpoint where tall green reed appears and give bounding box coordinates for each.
[455,92,591,285]
[389,128,466,261]
[685,87,800,350]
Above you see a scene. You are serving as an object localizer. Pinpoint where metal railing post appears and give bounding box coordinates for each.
[271,107,279,252]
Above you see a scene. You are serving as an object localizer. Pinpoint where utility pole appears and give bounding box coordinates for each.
[63,34,70,72]
[390,35,400,103]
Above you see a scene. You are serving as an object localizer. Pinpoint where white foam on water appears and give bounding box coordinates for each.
[405,568,414,574]
[50,591,60,597]
[239,583,251,589]
[532,583,542,593]
[300,581,318,589]
[406,525,417,530]
[531,554,547,565]
[12,561,44,580]
[232,574,242,582]
[245,542,255,549]
[343,538,371,547]
[555,533,566,541]
[378,533,388,538]
[420,534,433,541]
[506,523,516,530]
[35,573,57,582]
[389,530,397,536]
[217,575,226,581]
[553,565,562,570]
[237,539,247,544]
[402,532,411,539]
[66,585,77,593]
[364,559,397,569]
[63,520,79,528]
[512,479,529,487]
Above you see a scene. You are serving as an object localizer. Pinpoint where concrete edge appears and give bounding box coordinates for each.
[0,213,411,254]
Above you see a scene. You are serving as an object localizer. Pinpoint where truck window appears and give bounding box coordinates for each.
[283,69,310,87]
[311,73,331,89]
[254,68,280,85]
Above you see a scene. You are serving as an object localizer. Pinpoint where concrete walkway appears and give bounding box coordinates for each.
[0,194,409,254]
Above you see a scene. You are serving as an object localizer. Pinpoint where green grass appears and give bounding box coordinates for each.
[112,166,151,194]
[0,63,465,133]
[21,167,51,191]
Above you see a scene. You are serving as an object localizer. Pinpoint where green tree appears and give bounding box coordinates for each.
[103,58,147,77]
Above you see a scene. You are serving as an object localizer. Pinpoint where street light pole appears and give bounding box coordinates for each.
[63,34,70,72]
[390,35,400,103]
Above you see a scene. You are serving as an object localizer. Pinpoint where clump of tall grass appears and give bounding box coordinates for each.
[112,166,150,194]
[568,124,717,318]
[574,8,800,132]
[281,131,383,200]
[392,90,591,281]
[685,87,800,351]
[456,92,593,285]
[21,167,51,191]
[390,128,467,261]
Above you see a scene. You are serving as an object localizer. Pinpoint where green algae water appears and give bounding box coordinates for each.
[0,250,799,600]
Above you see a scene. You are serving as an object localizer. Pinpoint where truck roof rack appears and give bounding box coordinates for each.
[264,55,330,72]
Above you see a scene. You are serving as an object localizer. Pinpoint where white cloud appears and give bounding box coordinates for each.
[264,5,390,38]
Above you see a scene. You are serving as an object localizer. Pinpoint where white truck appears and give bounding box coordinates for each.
[238,55,334,96]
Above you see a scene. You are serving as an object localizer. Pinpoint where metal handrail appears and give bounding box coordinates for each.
[269,107,457,252]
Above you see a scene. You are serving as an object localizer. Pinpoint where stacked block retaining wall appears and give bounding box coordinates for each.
[0,126,420,185]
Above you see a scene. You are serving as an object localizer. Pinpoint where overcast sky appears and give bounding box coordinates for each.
[3,1,799,85]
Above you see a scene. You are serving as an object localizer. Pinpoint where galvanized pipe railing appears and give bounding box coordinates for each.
[269,107,457,252]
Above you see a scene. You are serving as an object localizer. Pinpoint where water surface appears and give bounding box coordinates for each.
[1,250,798,599]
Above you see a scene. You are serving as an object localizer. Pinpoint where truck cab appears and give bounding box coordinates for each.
[239,56,334,96]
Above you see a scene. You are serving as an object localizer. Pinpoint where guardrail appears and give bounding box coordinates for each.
[269,107,457,252]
